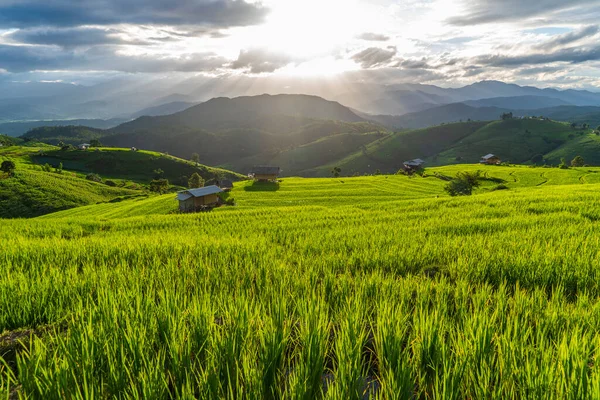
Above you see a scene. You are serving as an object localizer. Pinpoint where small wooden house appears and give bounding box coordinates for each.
[217,179,233,191]
[403,158,425,172]
[177,185,223,212]
[480,154,501,165]
[251,166,281,182]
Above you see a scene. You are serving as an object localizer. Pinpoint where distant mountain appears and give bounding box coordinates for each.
[112,94,365,135]
[335,89,452,115]
[95,94,385,173]
[464,96,572,110]
[367,102,600,130]
[129,101,197,119]
[0,118,126,137]
[368,103,508,129]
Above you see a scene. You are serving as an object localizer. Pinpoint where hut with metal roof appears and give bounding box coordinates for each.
[402,158,425,172]
[177,185,223,212]
[250,166,281,182]
[480,154,501,165]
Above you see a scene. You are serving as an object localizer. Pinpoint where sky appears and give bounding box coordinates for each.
[0,0,599,89]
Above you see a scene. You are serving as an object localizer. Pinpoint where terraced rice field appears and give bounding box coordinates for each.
[3,165,600,398]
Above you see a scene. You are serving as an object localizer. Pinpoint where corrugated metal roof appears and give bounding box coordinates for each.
[404,159,425,166]
[177,185,223,201]
[251,166,281,175]
[177,192,193,201]
[482,154,496,159]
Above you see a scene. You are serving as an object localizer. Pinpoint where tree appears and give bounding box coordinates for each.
[90,139,102,147]
[531,154,544,165]
[188,172,204,188]
[1,160,15,176]
[153,168,164,179]
[558,158,569,169]
[331,166,341,178]
[501,112,513,120]
[571,155,585,167]
[149,179,170,193]
[444,171,481,196]
[191,153,200,165]
[55,162,63,174]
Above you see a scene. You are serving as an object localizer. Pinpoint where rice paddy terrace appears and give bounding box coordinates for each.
[4,165,600,398]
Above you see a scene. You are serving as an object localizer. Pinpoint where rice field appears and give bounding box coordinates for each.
[3,166,600,398]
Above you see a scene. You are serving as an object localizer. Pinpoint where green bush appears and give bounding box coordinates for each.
[444,171,481,196]
[86,173,102,183]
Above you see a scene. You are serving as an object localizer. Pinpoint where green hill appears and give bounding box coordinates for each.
[308,119,594,176]
[433,119,577,165]
[308,121,488,176]
[22,125,106,145]
[103,119,386,173]
[0,146,140,218]
[0,145,243,218]
[30,147,244,184]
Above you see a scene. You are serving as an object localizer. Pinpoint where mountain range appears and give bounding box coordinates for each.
[2,79,600,128]
[18,92,600,177]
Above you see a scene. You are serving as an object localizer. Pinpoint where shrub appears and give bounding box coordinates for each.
[444,171,481,196]
[571,156,585,167]
[149,178,170,193]
[105,180,117,187]
[1,160,16,176]
[42,163,52,172]
[86,173,102,183]
[492,184,509,191]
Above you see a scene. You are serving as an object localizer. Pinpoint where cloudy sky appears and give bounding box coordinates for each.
[0,0,599,89]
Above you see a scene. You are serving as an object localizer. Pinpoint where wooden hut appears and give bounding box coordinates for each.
[480,154,501,165]
[402,158,425,172]
[251,166,281,182]
[177,185,223,212]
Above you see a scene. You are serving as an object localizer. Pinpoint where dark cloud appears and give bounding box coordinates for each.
[0,44,227,73]
[397,58,432,69]
[448,0,598,25]
[0,0,268,28]
[230,49,295,73]
[515,66,564,76]
[351,47,397,68]
[357,32,390,42]
[9,27,150,47]
[542,25,600,48]
[474,46,600,67]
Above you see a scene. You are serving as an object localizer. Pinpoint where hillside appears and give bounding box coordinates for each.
[5,167,600,397]
[23,125,107,145]
[0,146,140,218]
[0,144,243,218]
[0,118,126,137]
[306,119,594,176]
[309,121,489,176]
[30,147,244,183]
[433,119,577,165]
